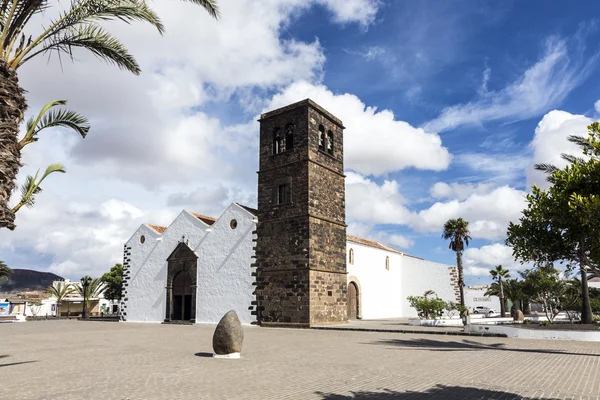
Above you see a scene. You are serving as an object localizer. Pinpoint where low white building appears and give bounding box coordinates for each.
[121,203,459,324]
[464,286,501,313]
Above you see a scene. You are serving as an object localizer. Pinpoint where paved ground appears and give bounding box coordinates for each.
[2,320,600,400]
[314,318,468,335]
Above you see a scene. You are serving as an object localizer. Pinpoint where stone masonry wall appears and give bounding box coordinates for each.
[255,99,347,327]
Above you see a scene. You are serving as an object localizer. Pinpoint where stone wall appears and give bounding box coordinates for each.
[255,99,347,327]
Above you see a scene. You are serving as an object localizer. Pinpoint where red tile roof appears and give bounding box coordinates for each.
[146,224,167,234]
[190,212,217,226]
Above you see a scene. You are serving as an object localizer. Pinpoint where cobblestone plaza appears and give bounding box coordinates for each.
[2,320,600,400]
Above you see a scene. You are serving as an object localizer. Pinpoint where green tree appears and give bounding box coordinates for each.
[484,282,509,315]
[0,260,13,280]
[507,143,599,323]
[101,263,123,301]
[489,265,510,317]
[442,218,471,307]
[502,279,524,316]
[46,280,76,317]
[0,0,220,231]
[77,276,105,312]
[523,266,565,323]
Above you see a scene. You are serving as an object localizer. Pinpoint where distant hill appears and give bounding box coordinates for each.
[0,269,63,293]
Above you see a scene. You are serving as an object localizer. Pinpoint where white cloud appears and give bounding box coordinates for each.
[429,182,495,201]
[268,81,452,175]
[595,99,600,114]
[455,152,530,183]
[345,172,412,225]
[415,186,527,240]
[424,36,595,132]
[526,109,594,189]
[463,243,530,277]
[0,0,381,279]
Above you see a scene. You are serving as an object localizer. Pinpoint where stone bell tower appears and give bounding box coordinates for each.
[253,99,348,327]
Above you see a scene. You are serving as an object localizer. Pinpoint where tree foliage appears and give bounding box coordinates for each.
[101,263,123,301]
[0,260,13,280]
[46,280,76,317]
[407,291,448,320]
[507,122,600,324]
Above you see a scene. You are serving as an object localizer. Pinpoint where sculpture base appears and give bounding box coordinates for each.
[213,352,240,359]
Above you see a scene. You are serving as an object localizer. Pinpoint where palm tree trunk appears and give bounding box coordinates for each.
[456,251,465,307]
[0,61,27,230]
[499,277,505,317]
[580,262,593,324]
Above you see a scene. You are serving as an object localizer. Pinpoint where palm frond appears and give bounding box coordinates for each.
[561,153,585,165]
[11,163,66,214]
[567,135,592,150]
[183,0,220,19]
[12,0,164,67]
[534,162,558,174]
[22,23,140,73]
[20,99,89,149]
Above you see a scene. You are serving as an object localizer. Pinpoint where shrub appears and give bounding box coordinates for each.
[407,294,447,319]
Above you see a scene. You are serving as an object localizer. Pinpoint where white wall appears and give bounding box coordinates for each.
[346,242,403,320]
[400,257,457,317]
[465,288,501,312]
[25,299,56,317]
[124,211,209,323]
[195,203,256,324]
[123,204,257,325]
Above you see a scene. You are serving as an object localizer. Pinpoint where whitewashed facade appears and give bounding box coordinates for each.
[122,204,458,324]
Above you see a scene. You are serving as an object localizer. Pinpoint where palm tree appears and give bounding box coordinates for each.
[490,265,510,317]
[77,277,106,313]
[46,280,76,317]
[0,260,13,280]
[484,282,509,314]
[0,0,220,231]
[502,279,523,317]
[442,218,471,307]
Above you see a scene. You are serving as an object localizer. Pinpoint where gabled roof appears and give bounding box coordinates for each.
[146,224,167,234]
[347,235,422,260]
[188,212,217,226]
[236,203,258,216]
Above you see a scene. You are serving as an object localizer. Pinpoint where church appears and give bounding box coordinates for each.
[120,100,459,326]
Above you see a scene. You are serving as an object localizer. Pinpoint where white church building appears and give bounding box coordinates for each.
[121,204,459,324]
[121,99,459,325]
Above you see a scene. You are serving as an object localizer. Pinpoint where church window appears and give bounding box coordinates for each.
[318,125,325,151]
[285,123,294,150]
[230,219,238,230]
[140,235,145,244]
[326,130,333,154]
[273,128,283,154]
[349,248,354,265]
[277,184,291,204]
[385,256,390,270]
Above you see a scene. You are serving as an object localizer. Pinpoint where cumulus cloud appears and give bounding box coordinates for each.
[347,173,526,241]
[424,35,596,132]
[0,0,381,279]
[526,109,594,189]
[463,243,531,277]
[429,182,495,201]
[415,186,527,240]
[268,81,452,175]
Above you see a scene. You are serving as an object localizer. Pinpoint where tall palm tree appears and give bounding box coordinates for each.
[442,218,471,307]
[77,277,106,313]
[46,280,76,317]
[490,265,510,317]
[484,282,509,314]
[0,0,220,231]
[0,260,13,280]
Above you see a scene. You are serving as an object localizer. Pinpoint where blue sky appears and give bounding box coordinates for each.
[2,0,600,285]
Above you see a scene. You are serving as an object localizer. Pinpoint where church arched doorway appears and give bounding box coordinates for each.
[172,271,193,321]
[348,281,359,320]
[165,241,197,323]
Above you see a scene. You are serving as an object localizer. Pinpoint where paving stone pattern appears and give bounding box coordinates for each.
[2,320,600,400]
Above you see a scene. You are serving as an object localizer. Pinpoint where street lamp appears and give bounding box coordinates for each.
[81,276,92,319]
